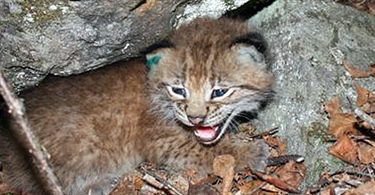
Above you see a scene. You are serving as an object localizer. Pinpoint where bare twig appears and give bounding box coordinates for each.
[252,171,301,194]
[330,168,375,179]
[355,108,375,129]
[137,164,184,195]
[248,182,267,195]
[250,127,279,138]
[267,154,305,167]
[0,71,63,195]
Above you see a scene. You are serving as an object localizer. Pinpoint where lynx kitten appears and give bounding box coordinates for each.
[0,18,273,194]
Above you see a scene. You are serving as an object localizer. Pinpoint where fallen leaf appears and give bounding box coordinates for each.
[328,113,358,138]
[325,97,358,138]
[264,135,288,156]
[237,180,265,194]
[253,171,301,194]
[329,134,358,164]
[325,96,343,117]
[357,141,375,164]
[354,84,375,107]
[213,155,235,195]
[343,60,375,78]
[110,175,144,195]
[320,184,335,195]
[187,183,220,195]
[360,103,375,115]
[345,180,375,195]
[275,161,306,189]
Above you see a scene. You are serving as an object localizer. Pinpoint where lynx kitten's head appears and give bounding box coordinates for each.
[144,18,273,145]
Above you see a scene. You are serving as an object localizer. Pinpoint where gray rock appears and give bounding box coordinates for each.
[1,0,180,91]
[249,0,375,188]
[0,0,251,92]
[2,0,374,190]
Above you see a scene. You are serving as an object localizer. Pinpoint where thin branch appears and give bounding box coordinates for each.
[355,108,375,129]
[0,70,63,195]
[250,127,279,139]
[267,154,305,167]
[330,168,375,179]
[137,163,184,195]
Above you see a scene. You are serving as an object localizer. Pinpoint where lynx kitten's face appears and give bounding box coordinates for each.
[145,18,273,145]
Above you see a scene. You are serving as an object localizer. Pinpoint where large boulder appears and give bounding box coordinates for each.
[249,0,375,187]
[0,0,252,92]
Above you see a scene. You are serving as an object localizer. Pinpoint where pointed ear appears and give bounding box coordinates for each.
[231,32,267,54]
[234,44,265,64]
[231,32,268,69]
[141,39,174,69]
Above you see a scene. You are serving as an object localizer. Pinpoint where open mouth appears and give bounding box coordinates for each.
[193,124,225,144]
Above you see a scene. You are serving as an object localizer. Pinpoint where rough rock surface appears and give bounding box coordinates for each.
[0,0,250,92]
[1,0,375,190]
[249,0,375,188]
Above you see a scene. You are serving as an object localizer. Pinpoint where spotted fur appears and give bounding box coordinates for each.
[0,18,273,195]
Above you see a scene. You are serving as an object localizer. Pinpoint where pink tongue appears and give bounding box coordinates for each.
[195,126,217,140]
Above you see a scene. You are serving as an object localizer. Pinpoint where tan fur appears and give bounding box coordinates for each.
[0,18,273,194]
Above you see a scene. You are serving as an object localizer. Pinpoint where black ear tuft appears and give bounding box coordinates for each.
[232,32,267,54]
[140,39,175,55]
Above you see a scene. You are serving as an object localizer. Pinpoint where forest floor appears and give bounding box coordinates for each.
[108,60,375,194]
[0,1,374,195]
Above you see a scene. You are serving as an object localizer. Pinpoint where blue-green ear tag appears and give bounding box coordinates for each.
[146,53,162,69]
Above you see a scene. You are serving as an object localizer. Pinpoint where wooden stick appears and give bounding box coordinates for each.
[249,127,279,138]
[0,71,63,195]
[355,108,375,129]
[138,164,184,195]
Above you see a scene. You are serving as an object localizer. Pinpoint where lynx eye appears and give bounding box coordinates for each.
[211,88,229,99]
[166,86,188,99]
[172,87,186,97]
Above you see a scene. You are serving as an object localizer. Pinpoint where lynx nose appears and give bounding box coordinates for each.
[188,116,205,126]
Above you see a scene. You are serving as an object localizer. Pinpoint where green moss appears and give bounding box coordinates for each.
[302,122,345,188]
[15,0,71,27]
[305,122,328,145]
[305,156,344,187]
[222,0,235,7]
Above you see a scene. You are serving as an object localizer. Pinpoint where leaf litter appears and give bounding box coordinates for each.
[108,126,306,195]
[109,61,374,195]
[1,64,374,194]
[306,61,375,194]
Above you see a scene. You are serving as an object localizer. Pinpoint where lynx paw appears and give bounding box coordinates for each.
[247,139,269,172]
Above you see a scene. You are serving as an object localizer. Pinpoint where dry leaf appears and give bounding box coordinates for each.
[264,136,288,156]
[213,155,235,195]
[328,113,358,138]
[110,176,144,195]
[345,180,375,195]
[237,180,265,194]
[325,97,358,138]
[320,184,335,195]
[361,104,375,115]
[329,134,358,164]
[354,84,375,107]
[275,161,306,189]
[357,141,375,164]
[253,171,301,194]
[325,96,343,117]
[187,183,220,195]
[343,60,375,78]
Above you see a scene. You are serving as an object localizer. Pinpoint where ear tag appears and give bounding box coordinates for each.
[146,53,162,69]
